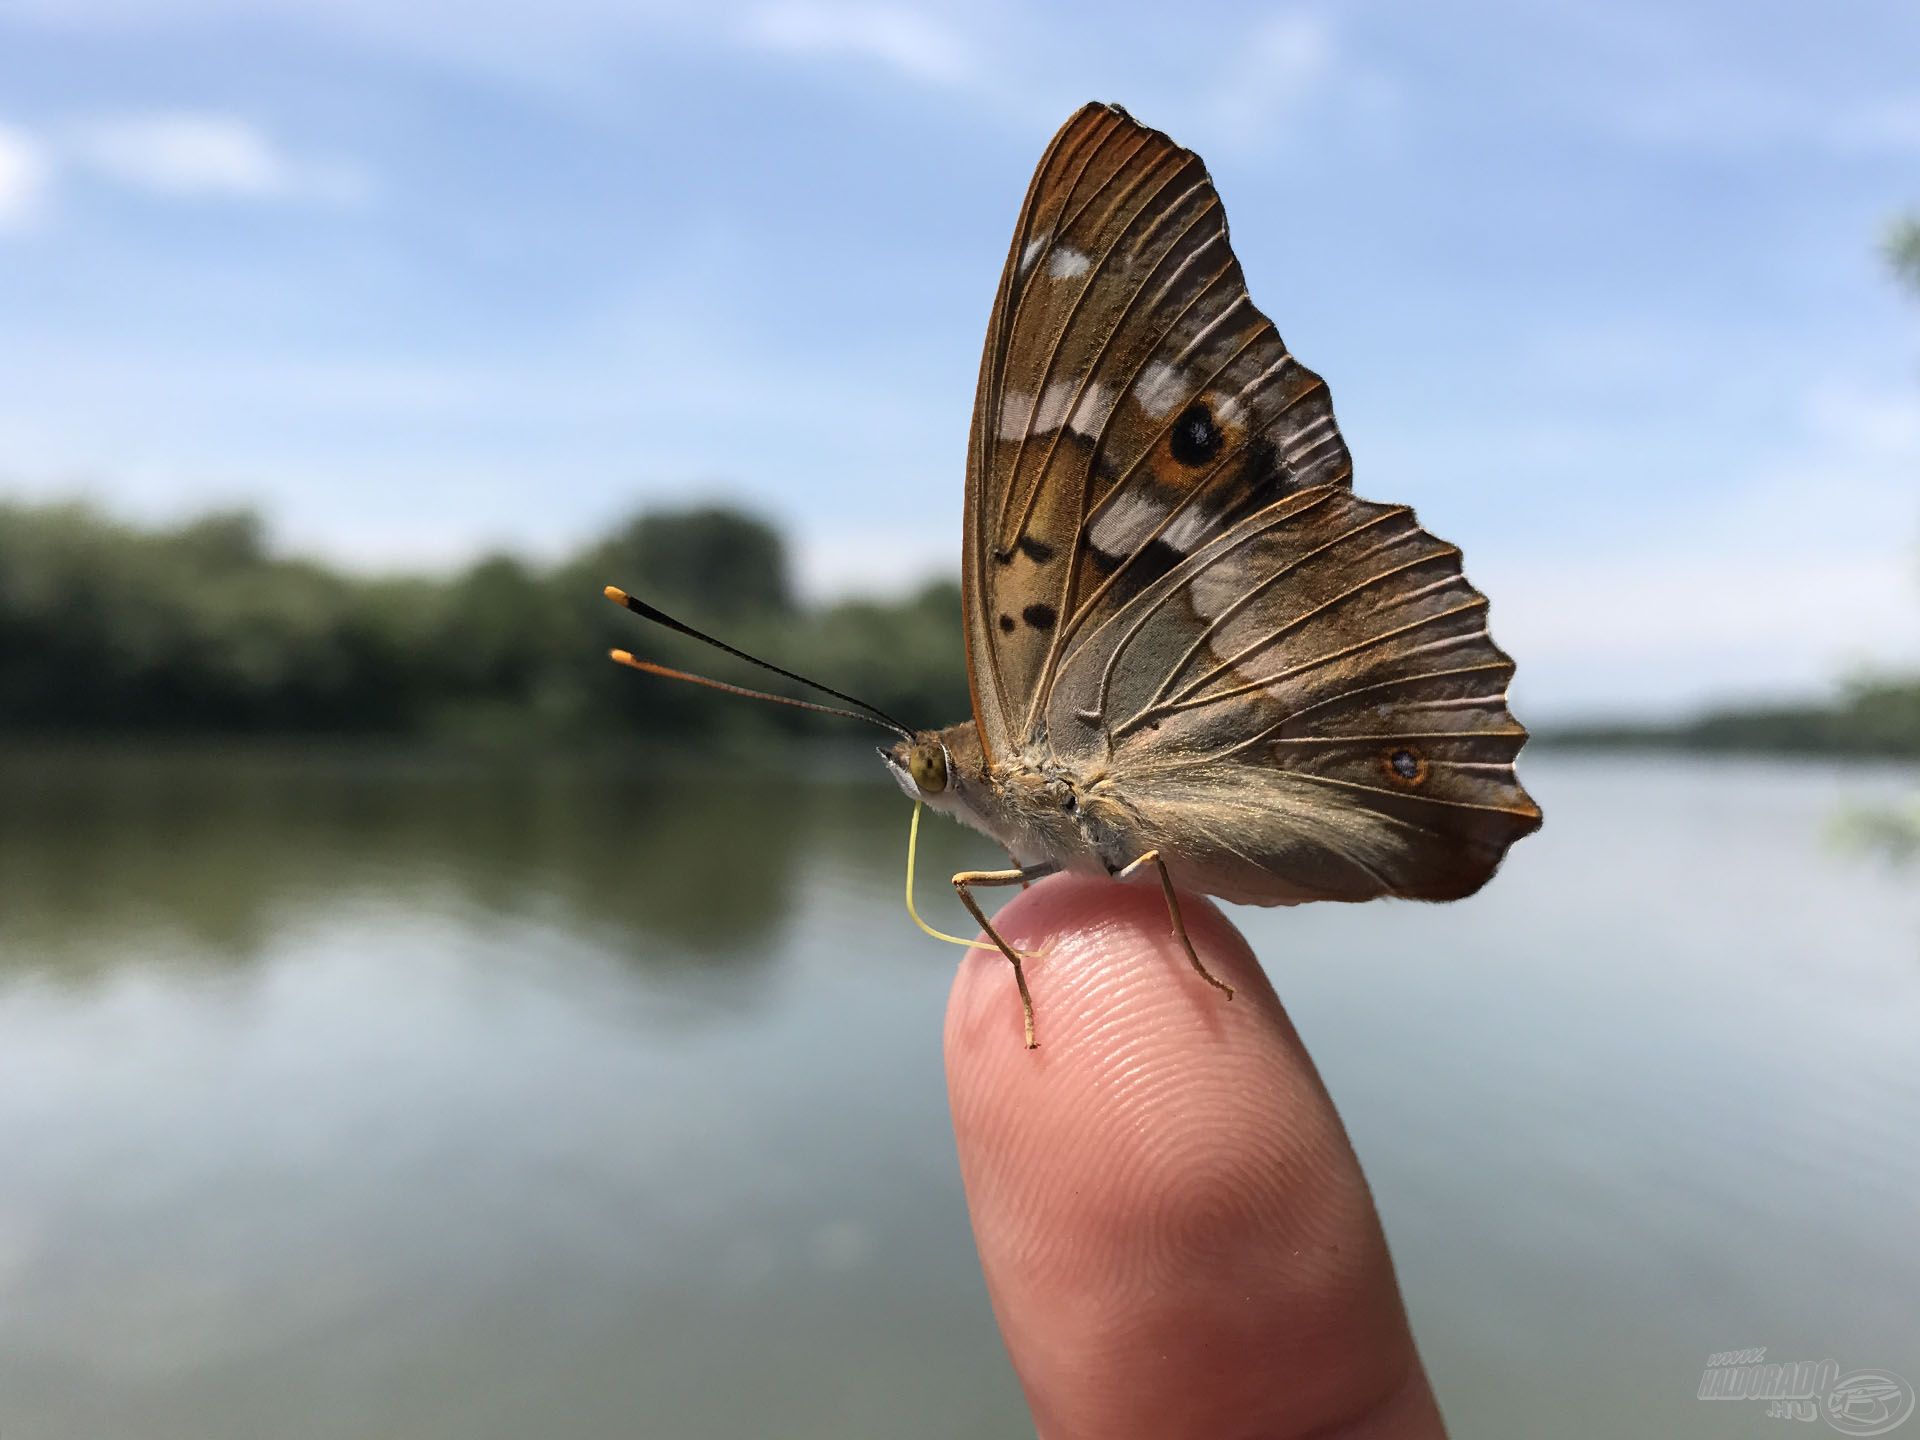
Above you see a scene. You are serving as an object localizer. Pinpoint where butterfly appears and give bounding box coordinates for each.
[607,102,1541,1048]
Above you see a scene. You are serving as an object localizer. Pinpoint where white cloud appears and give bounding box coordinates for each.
[6,0,1373,147]
[0,111,370,227]
[68,113,369,204]
[739,1,979,89]
[0,121,52,234]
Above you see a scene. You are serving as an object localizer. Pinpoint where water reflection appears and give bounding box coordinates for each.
[0,750,989,982]
[0,751,1915,1440]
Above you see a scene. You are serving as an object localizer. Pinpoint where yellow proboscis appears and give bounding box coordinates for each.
[904,801,1012,952]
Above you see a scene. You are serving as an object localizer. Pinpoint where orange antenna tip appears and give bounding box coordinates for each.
[610,648,637,666]
[603,584,630,605]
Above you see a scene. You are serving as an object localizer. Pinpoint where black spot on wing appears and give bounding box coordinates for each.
[1022,603,1057,631]
[1127,537,1182,590]
[1082,537,1182,614]
[1017,536,1055,563]
[998,613,1016,633]
[1098,537,1182,595]
[1170,402,1222,467]
[1084,535,1183,594]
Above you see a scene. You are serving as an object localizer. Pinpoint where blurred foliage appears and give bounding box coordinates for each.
[0,499,969,745]
[1543,676,1920,759]
[596,507,795,621]
[1889,214,1920,296]
[1829,795,1920,864]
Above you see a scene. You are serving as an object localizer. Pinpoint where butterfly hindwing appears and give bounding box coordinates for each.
[1043,485,1540,900]
[963,102,1351,760]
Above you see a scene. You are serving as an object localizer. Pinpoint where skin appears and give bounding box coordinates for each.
[945,872,1449,1440]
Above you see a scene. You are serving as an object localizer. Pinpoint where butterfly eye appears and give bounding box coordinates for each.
[910,744,949,795]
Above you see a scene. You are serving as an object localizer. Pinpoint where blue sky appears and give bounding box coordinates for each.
[2,0,1917,718]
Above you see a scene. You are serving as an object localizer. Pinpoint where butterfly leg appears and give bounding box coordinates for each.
[1115,850,1236,1000]
[953,864,1056,1049]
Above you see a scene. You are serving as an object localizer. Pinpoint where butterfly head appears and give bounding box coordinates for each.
[882,721,993,818]
[884,732,952,801]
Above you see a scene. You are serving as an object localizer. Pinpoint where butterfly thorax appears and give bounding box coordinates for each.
[885,719,1130,875]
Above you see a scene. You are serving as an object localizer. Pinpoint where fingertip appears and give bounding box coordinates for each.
[943,873,1428,1440]
[944,871,1293,1117]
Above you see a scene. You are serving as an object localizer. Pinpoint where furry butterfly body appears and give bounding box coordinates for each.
[877,102,1540,1039]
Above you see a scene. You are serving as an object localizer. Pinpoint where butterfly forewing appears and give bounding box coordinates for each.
[964,103,1352,761]
[964,102,1538,904]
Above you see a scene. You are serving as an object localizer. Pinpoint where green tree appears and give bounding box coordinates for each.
[442,554,563,700]
[0,494,964,748]
[592,506,794,621]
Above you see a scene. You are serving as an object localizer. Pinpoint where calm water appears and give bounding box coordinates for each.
[0,750,1915,1439]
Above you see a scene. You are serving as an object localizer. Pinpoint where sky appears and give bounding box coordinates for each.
[1,0,1917,719]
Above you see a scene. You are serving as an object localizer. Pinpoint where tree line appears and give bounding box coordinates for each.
[2,495,1915,755]
[3,494,1914,755]
[1541,682,1919,760]
[0,501,971,745]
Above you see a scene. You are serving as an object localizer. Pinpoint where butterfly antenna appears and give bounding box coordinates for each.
[602,585,913,738]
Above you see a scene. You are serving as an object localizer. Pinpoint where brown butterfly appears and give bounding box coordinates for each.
[607,102,1541,1048]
